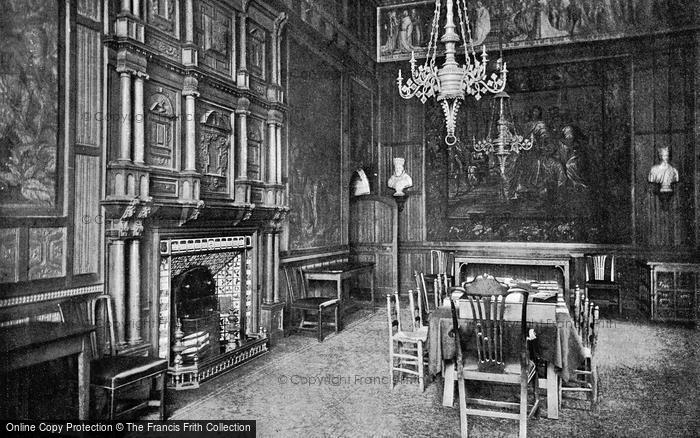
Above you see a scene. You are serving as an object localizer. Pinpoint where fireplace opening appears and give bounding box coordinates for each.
[172,266,220,364]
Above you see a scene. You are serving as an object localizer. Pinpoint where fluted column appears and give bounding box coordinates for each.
[128,239,142,345]
[265,232,274,304]
[237,14,248,88]
[183,77,199,172]
[118,71,132,162]
[109,240,126,346]
[133,73,147,165]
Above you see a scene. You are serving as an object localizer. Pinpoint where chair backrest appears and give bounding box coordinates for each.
[462,274,509,296]
[59,294,116,358]
[585,254,615,283]
[414,271,430,315]
[434,273,450,307]
[386,292,402,338]
[572,286,599,352]
[283,266,308,304]
[430,250,452,275]
[461,288,528,373]
[407,289,423,329]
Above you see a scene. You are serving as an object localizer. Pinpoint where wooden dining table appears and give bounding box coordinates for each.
[428,299,586,420]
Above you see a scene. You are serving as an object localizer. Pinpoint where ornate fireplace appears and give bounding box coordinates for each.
[158,236,269,390]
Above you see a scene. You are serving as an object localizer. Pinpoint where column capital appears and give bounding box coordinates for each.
[134,71,150,80]
[116,66,135,75]
[266,109,284,125]
[183,76,200,97]
[236,97,251,112]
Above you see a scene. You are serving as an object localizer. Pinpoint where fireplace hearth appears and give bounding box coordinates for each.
[158,236,269,390]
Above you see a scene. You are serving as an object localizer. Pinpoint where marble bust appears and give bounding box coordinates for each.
[648,147,679,193]
[387,157,413,196]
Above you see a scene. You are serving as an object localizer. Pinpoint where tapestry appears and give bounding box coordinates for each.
[287,41,342,249]
[377,0,697,62]
[0,0,58,209]
[426,57,632,243]
[349,79,376,193]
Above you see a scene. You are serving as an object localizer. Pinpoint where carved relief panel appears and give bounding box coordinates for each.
[146,87,179,169]
[247,117,264,181]
[247,23,267,80]
[28,227,66,280]
[198,107,232,196]
[196,0,234,77]
[148,0,178,35]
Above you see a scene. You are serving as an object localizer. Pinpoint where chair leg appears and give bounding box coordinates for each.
[109,389,116,421]
[591,364,599,405]
[519,372,528,438]
[317,308,323,342]
[418,341,425,392]
[159,373,166,420]
[334,304,340,333]
[457,376,468,438]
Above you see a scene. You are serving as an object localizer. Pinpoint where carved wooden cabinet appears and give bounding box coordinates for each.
[647,262,700,323]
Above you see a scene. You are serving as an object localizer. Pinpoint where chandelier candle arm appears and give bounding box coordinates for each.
[395,0,507,144]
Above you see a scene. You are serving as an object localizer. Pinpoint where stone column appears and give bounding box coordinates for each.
[276,124,283,187]
[237,14,248,88]
[273,233,280,302]
[133,73,147,165]
[267,121,277,185]
[109,240,126,345]
[265,232,274,304]
[132,0,140,18]
[229,112,236,198]
[118,71,132,162]
[183,77,199,172]
[121,0,130,13]
[236,98,250,179]
[128,239,142,345]
[184,0,194,43]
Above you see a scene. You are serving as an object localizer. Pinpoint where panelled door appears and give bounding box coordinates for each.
[349,195,398,299]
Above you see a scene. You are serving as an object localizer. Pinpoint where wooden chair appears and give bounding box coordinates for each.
[584,254,621,316]
[387,291,427,391]
[560,285,600,408]
[424,249,454,290]
[60,295,167,420]
[283,267,340,342]
[434,272,450,307]
[463,273,509,296]
[449,287,540,438]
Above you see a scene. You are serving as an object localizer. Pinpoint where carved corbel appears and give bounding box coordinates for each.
[178,200,205,226]
[241,204,255,222]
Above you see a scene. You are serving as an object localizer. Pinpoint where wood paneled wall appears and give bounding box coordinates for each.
[375,31,700,314]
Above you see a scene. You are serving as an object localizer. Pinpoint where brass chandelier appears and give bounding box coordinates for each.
[396,0,507,145]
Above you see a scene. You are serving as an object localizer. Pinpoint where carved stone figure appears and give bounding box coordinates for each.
[388,157,413,196]
[648,147,679,193]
